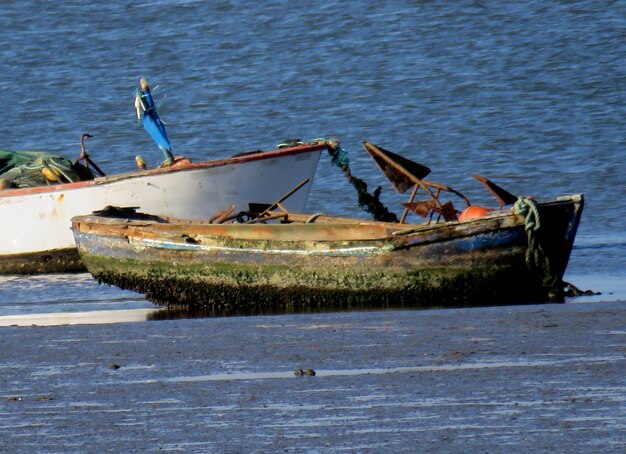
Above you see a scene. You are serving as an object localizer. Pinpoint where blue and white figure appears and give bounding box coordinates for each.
[134,78,174,165]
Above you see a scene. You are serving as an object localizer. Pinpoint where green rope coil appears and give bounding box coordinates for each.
[514,196,541,232]
[514,196,555,287]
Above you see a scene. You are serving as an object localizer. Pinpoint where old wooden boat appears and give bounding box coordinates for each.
[71,191,584,310]
[0,140,329,274]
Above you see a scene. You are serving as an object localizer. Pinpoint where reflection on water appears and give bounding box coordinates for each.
[145,300,551,321]
[1,275,622,327]
[145,303,434,321]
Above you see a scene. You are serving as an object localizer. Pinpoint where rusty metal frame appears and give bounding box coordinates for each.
[362,141,471,223]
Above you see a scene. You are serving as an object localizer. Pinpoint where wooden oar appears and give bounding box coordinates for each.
[246,178,310,223]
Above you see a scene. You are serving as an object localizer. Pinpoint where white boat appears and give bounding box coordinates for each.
[0,141,328,274]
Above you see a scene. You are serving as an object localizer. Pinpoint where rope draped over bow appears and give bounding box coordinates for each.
[514,196,557,288]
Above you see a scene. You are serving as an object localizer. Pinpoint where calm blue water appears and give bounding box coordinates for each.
[0,0,624,308]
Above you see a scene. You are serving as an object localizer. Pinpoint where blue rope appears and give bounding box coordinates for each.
[329,145,349,169]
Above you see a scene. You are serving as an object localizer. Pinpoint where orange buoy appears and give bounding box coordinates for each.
[458,205,493,221]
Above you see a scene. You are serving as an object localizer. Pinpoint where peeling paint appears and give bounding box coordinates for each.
[73,195,583,309]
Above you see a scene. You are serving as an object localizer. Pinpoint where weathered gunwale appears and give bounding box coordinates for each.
[72,195,584,309]
[72,202,526,243]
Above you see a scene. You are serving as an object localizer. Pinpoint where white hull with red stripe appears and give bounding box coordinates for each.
[0,143,324,273]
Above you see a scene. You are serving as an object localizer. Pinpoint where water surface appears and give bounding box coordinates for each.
[0,2,624,449]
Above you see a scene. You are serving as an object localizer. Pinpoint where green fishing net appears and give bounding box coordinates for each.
[0,150,94,189]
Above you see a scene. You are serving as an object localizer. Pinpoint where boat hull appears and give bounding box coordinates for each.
[72,195,583,310]
[0,144,324,274]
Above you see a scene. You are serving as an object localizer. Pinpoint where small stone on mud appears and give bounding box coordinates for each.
[294,368,316,376]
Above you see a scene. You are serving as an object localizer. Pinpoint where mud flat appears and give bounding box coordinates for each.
[0,301,625,452]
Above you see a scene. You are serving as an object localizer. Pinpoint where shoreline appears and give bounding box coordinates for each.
[1,300,624,451]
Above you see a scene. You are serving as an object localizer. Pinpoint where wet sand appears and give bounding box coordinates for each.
[1,301,625,452]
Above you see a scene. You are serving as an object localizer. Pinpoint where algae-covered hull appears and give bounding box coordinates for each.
[71,195,583,310]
